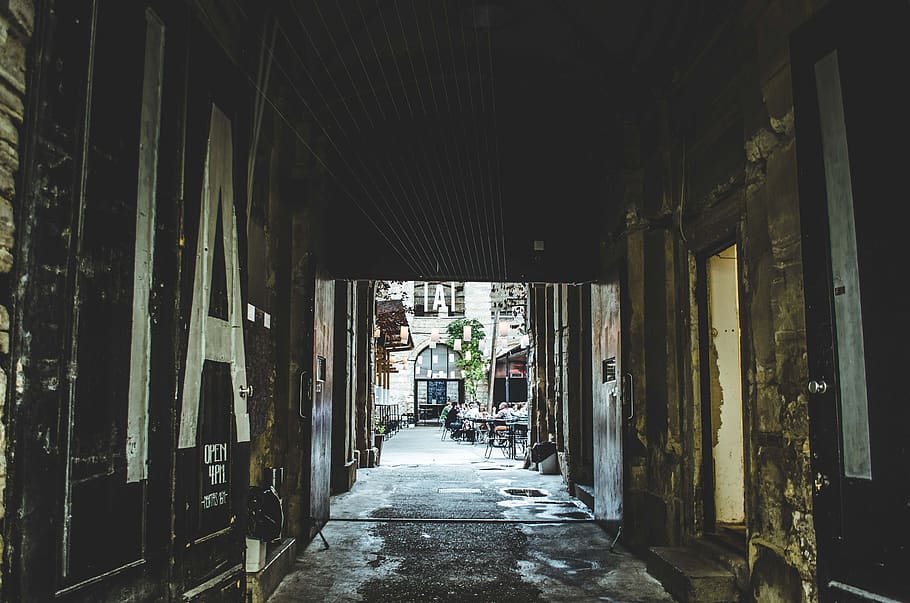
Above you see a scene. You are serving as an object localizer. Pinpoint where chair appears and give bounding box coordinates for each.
[512,423,529,457]
[484,420,512,458]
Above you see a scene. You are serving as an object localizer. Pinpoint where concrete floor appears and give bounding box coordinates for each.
[269,425,676,602]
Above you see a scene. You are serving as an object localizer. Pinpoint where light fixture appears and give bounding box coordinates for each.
[453,339,462,351]
[463,325,472,341]
[400,325,409,341]
[430,328,439,342]
[520,335,530,348]
[498,322,509,337]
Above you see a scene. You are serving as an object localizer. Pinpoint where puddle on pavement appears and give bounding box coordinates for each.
[502,487,546,497]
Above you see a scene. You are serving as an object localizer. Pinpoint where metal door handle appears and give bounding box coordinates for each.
[624,372,634,420]
[808,379,828,395]
[239,385,253,398]
[299,371,311,419]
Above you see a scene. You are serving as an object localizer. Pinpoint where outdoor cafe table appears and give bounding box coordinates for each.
[472,417,524,459]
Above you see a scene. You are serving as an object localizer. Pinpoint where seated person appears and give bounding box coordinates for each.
[490,403,514,434]
[444,403,461,429]
[461,403,479,432]
[493,402,515,421]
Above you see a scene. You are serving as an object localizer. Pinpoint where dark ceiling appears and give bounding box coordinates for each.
[265,0,705,282]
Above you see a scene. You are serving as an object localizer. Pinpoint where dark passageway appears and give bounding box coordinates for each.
[0,1,908,602]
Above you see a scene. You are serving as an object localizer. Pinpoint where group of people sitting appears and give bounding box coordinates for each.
[439,401,528,443]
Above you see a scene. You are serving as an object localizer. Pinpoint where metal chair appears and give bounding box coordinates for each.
[484,420,512,458]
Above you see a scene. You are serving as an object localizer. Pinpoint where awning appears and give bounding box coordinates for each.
[375,299,413,352]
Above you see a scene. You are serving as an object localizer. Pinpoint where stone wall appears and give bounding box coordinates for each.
[0,0,33,593]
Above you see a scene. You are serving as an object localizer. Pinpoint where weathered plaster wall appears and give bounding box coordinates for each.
[246,113,290,499]
[0,0,33,595]
[619,1,822,600]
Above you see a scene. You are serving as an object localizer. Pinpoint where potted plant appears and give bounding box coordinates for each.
[373,417,386,465]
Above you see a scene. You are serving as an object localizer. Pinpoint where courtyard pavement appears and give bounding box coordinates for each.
[268,424,675,602]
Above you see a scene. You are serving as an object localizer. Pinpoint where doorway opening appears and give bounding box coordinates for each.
[698,244,746,548]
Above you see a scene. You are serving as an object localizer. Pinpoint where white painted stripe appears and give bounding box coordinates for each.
[126,9,165,483]
[829,581,904,603]
[815,51,873,479]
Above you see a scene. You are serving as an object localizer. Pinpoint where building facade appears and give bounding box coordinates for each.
[376,281,528,424]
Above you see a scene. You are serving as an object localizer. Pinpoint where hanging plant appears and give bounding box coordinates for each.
[445,318,487,403]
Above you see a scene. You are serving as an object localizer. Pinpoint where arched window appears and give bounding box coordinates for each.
[413,344,463,424]
[414,343,462,380]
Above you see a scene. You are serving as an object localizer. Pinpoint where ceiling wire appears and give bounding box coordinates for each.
[194,3,423,277]
[475,5,506,282]
[288,9,363,133]
[283,0,445,277]
[439,2,485,278]
[471,0,501,281]
[410,0,438,116]
[375,0,411,117]
[283,5,445,279]
[230,0,512,281]
[460,3,496,280]
[232,1,434,276]
[346,1,462,280]
[311,1,377,130]
[407,1,473,278]
[428,5,482,278]
[365,0,465,279]
[487,12,508,281]
[334,0,388,122]
[457,4,493,280]
[444,0,489,280]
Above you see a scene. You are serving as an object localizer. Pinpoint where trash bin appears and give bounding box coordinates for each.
[538,453,560,474]
[530,441,559,474]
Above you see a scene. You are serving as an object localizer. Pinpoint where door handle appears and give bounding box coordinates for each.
[624,372,634,420]
[808,379,828,395]
[239,384,253,398]
[299,371,312,419]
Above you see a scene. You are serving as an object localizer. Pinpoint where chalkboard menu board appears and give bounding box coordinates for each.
[198,361,232,535]
[427,380,448,404]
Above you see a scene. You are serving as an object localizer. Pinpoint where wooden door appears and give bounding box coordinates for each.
[591,276,623,526]
[304,275,335,538]
[792,2,910,599]
[173,22,252,594]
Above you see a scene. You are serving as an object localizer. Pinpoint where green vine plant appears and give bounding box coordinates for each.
[445,318,487,404]
[373,416,386,435]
